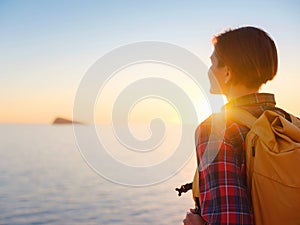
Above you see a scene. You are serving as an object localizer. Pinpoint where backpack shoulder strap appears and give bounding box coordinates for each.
[290,114,300,128]
[228,108,300,128]
[226,108,257,129]
[192,168,200,212]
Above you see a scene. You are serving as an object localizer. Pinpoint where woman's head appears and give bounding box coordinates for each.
[209,26,278,94]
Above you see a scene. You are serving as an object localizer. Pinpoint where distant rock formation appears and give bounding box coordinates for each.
[52,117,83,125]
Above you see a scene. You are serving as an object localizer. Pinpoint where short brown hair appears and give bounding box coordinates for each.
[213,26,278,89]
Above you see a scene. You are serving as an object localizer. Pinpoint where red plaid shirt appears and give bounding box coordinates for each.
[195,93,292,225]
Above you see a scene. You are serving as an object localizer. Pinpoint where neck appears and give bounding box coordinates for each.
[225,84,259,101]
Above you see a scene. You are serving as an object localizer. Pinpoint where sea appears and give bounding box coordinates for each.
[0,124,197,225]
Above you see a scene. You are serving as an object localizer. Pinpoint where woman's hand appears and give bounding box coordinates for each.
[183,209,207,225]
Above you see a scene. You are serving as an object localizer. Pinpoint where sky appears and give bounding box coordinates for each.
[0,0,299,124]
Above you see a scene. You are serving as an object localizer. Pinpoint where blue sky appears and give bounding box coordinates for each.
[0,0,299,123]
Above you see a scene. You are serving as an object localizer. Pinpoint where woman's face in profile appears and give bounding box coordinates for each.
[208,50,228,94]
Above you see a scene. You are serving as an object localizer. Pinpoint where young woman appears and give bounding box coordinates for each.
[183,26,285,225]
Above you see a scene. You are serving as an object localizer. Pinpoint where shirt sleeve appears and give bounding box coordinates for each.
[195,120,253,225]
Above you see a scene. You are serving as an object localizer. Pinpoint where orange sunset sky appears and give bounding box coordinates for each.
[1,1,299,124]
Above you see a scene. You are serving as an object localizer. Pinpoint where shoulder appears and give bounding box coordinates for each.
[194,114,213,146]
[195,112,249,147]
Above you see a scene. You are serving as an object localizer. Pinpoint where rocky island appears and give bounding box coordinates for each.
[52,117,83,125]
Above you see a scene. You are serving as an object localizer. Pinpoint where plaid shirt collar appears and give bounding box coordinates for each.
[223,93,276,110]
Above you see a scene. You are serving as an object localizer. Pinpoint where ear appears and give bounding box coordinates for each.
[224,66,232,84]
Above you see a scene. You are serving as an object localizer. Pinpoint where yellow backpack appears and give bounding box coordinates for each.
[228,109,300,225]
[192,109,300,225]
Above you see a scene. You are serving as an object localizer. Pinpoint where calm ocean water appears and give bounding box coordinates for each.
[0,124,196,225]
